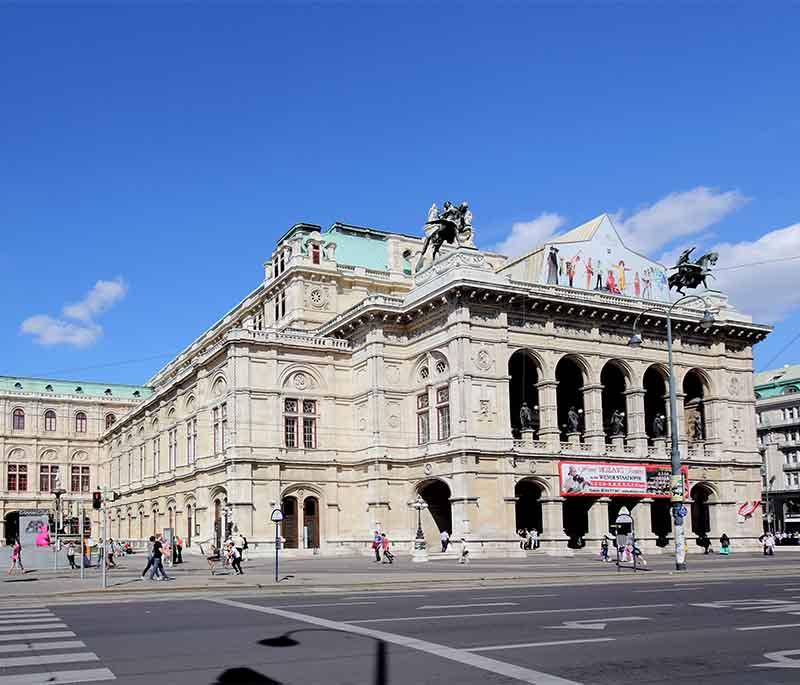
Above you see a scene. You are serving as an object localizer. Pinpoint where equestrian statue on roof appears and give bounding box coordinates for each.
[416,201,474,271]
[668,247,719,295]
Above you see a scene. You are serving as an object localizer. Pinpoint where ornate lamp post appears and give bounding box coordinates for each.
[412,495,429,562]
[628,292,718,571]
[52,474,66,570]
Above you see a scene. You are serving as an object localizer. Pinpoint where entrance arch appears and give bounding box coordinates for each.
[281,496,299,549]
[418,479,452,547]
[4,512,19,546]
[691,483,714,537]
[303,496,320,548]
[508,350,540,439]
[515,479,543,534]
[562,498,591,548]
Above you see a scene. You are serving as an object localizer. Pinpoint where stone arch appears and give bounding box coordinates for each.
[508,349,543,439]
[643,364,669,441]
[690,482,718,538]
[279,364,325,392]
[683,368,710,442]
[70,450,88,462]
[514,478,545,535]
[601,360,629,441]
[416,478,453,546]
[211,374,228,398]
[555,355,587,440]
[185,395,196,411]
[7,447,26,461]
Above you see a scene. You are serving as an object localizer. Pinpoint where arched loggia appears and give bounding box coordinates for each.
[508,350,540,439]
[690,483,715,538]
[514,479,544,534]
[556,356,585,441]
[644,365,668,443]
[418,479,452,549]
[684,370,709,442]
[601,361,628,443]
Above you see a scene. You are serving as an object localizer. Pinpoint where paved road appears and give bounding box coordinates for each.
[2,558,800,684]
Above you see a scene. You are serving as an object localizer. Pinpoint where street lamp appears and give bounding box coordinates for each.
[628,291,719,571]
[52,475,66,570]
[412,495,429,562]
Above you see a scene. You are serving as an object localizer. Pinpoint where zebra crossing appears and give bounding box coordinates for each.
[0,607,115,684]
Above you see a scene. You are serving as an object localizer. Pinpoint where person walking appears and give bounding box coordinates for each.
[440,529,450,553]
[600,537,610,562]
[230,543,244,575]
[530,528,540,550]
[518,529,528,550]
[7,538,24,575]
[149,536,169,580]
[174,535,183,564]
[458,537,470,564]
[719,533,731,556]
[241,535,248,562]
[66,542,77,569]
[205,543,220,575]
[234,532,245,561]
[380,533,394,564]
[106,538,117,568]
[140,536,156,579]
[765,533,776,556]
[372,530,382,563]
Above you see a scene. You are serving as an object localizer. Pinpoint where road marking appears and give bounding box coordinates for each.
[418,602,518,610]
[633,588,701,593]
[550,617,651,631]
[0,617,61,624]
[0,615,56,621]
[467,638,615,652]
[475,594,559,601]
[0,624,64,633]
[0,652,99,668]
[0,632,75,643]
[0,610,51,615]
[277,602,377,609]
[752,649,800,669]
[0,641,85,654]
[347,603,674,624]
[210,597,582,685]
[738,623,800,631]
[0,667,116,683]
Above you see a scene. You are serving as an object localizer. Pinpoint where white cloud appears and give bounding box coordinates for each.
[63,278,127,322]
[20,277,127,347]
[492,212,566,256]
[20,315,102,347]
[615,187,749,254]
[710,222,800,323]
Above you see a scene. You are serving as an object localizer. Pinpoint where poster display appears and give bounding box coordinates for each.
[560,461,688,498]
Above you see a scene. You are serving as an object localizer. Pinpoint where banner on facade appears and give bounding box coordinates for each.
[559,461,688,498]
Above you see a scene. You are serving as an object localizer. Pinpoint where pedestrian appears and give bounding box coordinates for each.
[765,533,776,556]
[440,529,450,553]
[149,536,169,580]
[241,535,248,562]
[97,537,104,565]
[380,533,394,564]
[83,538,92,567]
[175,535,183,564]
[234,532,245,561]
[632,542,647,567]
[67,542,77,569]
[230,543,244,575]
[458,537,470,564]
[106,538,117,568]
[140,536,156,579]
[530,528,540,550]
[372,530,382,563]
[719,533,731,556]
[600,537,610,562]
[7,538,24,575]
[518,529,528,550]
[699,534,712,555]
[205,543,220,575]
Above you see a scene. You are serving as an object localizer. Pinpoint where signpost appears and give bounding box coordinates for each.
[615,506,637,573]
[270,508,284,583]
[79,504,85,580]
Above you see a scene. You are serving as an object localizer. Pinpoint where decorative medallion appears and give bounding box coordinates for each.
[475,348,492,372]
[388,415,400,429]
[309,287,325,309]
[294,372,308,390]
[424,463,433,475]
[529,460,537,473]
[728,375,741,398]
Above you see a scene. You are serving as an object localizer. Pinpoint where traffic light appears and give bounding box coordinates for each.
[92,491,102,510]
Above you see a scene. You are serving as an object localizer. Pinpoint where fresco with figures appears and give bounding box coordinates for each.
[537,216,670,302]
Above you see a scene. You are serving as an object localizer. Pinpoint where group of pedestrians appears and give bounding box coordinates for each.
[371,530,395,564]
[140,535,170,580]
[698,533,732,555]
[760,532,777,555]
[203,533,247,575]
[517,528,540,550]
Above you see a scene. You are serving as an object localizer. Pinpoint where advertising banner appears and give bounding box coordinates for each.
[559,461,688,498]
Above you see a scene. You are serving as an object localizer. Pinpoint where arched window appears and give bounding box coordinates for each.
[13,408,25,430]
[75,412,87,433]
[44,410,57,432]
[105,414,116,429]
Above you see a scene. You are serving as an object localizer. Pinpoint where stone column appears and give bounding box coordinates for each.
[582,384,605,452]
[633,498,654,549]
[540,497,566,546]
[589,497,611,540]
[625,387,647,456]
[536,380,560,450]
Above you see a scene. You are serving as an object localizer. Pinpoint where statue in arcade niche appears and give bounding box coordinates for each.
[567,406,582,434]
[609,408,626,437]
[519,402,535,431]
[416,200,474,270]
[687,405,705,442]
[652,413,666,439]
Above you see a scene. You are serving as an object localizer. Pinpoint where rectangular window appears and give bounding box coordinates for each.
[39,464,59,493]
[417,392,430,445]
[76,413,87,433]
[285,416,297,448]
[71,466,90,493]
[153,437,159,475]
[221,404,228,450]
[7,464,27,492]
[12,410,25,430]
[168,429,178,469]
[45,412,56,431]
[186,420,193,463]
[213,407,220,453]
[437,386,451,441]
[303,418,316,449]
[311,243,320,265]
[139,445,145,480]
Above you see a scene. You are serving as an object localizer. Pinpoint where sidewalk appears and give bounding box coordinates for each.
[2,550,797,605]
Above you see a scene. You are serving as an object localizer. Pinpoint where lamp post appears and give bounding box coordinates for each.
[412,495,429,562]
[52,476,66,571]
[628,292,718,571]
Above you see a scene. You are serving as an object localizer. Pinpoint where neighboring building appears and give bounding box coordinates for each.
[1,376,152,544]
[95,212,770,554]
[755,365,800,533]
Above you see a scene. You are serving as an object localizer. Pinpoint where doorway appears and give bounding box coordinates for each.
[303,497,320,548]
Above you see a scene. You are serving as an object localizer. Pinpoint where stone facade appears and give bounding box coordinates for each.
[755,365,800,532]
[98,217,770,555]
[0,377,151,544]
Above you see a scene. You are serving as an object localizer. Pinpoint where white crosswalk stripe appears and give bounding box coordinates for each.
[0,607,115,684]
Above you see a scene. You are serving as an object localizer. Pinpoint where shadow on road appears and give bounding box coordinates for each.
[214,667,284,684]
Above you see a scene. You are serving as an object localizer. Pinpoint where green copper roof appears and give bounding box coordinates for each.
[754,365,800,398]
[0,375,153,399]
[325,224,390,271]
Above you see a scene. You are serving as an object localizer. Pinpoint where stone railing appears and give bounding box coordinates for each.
[512,440,549,452]
[245,328,351,350]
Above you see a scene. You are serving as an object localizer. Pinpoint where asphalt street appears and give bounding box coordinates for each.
[2,557,800,685]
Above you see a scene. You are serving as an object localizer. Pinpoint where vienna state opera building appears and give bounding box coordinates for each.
[1,210,771,554]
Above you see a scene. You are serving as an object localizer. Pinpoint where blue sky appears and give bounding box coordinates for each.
[2,4,799,385]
